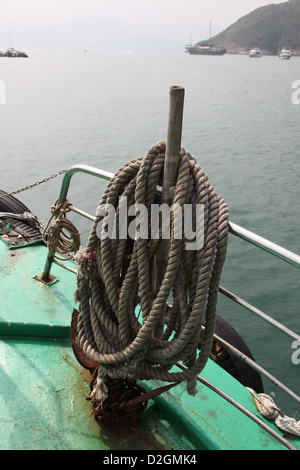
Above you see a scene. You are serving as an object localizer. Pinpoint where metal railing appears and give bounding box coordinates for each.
[229,222,300,269]
[41,165,113,281]
[41,164,300,450]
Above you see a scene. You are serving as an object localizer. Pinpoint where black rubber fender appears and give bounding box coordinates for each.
[211,315,264,393]
[0,190,43,246]
[0,190,33,213]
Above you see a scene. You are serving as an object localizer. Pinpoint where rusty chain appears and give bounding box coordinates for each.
[0,170,66,202]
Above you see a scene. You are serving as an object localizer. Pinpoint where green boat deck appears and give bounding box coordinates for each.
[0,241,299,450]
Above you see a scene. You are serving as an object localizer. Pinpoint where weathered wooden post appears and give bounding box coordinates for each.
[154,86,185,335]
[161,86,185,207]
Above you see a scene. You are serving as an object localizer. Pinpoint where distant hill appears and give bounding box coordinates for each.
[0,17,194,51]
[198,0,300,55]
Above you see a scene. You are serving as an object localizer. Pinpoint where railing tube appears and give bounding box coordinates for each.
[229,222,300,269]
[41,165,114,281]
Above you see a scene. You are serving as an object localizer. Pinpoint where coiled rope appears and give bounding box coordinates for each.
[75,141,229,400]
[43,198,81,260]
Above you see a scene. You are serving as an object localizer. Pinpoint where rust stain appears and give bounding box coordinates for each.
[70,309,98,372]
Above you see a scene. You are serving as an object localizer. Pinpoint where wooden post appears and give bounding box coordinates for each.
[154,86,185,336]
[161,86,185,207]
[156,86,185,281]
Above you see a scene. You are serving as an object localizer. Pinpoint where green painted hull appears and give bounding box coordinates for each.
[0,242,299,450]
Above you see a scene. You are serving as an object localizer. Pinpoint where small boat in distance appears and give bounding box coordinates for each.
[185,20,226,56]
[279,46,292,59]
[0,48,28,57]
[185,43,226,56]
[249,47,262,58]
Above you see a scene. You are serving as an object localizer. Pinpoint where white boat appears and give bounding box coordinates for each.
[249,48,262,58]
[279,47,292,59]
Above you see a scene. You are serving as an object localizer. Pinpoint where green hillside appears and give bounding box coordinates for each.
[198,0,300,55]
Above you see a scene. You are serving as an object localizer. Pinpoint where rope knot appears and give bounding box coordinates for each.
[247,388,281,420]
[74,247,98,280]
[88,370,109,407]
[275,415,300,437]
[247,388,300,438]
[50,199,71,217]
[43,198,81,260]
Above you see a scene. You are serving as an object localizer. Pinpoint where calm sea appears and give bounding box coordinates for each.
[1,48,299,418]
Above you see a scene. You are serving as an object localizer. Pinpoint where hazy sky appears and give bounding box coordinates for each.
[0,0,286,30]
[0,0,283,34]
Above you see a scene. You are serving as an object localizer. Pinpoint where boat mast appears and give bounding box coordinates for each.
[8,31,12,48]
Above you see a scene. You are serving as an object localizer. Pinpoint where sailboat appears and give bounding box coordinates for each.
[0,31,28,57]
[185,20,226,56]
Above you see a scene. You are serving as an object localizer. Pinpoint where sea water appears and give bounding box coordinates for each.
[1,48,299,418]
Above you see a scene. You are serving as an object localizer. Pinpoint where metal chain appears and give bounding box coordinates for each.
[0,170,66,202]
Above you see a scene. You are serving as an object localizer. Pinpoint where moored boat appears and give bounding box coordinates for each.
[279,47,292,59]
[0,47,28,57]
[249,47,262,58]
[185,43,226,55]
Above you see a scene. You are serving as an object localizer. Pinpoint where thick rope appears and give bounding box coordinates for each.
[75,141,229,396]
